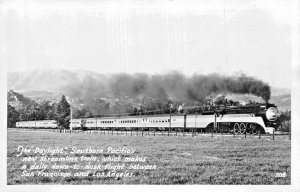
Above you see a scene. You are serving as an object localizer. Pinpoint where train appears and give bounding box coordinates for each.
[16,120,58,129]
[16,102,279,134]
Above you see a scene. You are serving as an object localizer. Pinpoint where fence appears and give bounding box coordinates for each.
[9,126,291,140]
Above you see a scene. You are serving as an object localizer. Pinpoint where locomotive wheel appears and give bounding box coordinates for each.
[240,123,246,134]
[252,128,258,135]
[151,128,157,132]
[251,124,259,135]
[246,124,253,134]
[234,123,240,134]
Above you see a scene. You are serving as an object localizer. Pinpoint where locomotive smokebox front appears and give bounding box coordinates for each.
[266,107,279,121]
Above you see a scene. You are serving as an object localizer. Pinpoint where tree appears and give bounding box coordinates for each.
[27,104,40,121]
[46,103,57,120]
[54,95,70,131]
[277,110,291,132]
[7,104,20,128]
[19,107,29,121]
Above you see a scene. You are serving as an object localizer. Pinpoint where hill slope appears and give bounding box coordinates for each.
[7,90,36,109]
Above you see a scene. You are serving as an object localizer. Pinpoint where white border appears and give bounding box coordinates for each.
[1,0,299,191]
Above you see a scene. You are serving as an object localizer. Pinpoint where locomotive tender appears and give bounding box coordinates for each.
[16,103,279,134]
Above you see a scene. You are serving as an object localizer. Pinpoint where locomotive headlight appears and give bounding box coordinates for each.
[266,107,278,121]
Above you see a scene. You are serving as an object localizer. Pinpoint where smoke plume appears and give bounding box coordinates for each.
[108,72,271,103]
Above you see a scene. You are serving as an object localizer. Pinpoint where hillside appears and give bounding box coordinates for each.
[8,69,110,98]
[269,94,291,111]
[270,87,291,96]
[7,90,36,109]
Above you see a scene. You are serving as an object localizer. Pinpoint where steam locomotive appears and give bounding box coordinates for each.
[16,102,279,135]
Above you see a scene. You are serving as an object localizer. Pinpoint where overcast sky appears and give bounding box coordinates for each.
[1,0,296,88]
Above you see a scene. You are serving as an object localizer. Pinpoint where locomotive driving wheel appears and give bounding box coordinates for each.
[233,123,240,134]
[240,123,246,134]
[251,124,259,135]
[246,123,252,134]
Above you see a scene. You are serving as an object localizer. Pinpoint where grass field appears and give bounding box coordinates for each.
[7,129,291,185]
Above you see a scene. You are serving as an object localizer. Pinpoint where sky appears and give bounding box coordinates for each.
[0,0,297,88]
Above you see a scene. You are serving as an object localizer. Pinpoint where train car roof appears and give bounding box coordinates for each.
[17,120,56,123]
[75,113,186,120]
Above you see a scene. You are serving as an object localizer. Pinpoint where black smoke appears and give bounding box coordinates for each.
[225,75,271,102]
[108,72,271,103]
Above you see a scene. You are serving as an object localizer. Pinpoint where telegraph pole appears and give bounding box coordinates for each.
[169,108,171,136]
[70,108,72,132]
[195,114,197,128]
[96,114,97,131]
[169,103,173,136]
